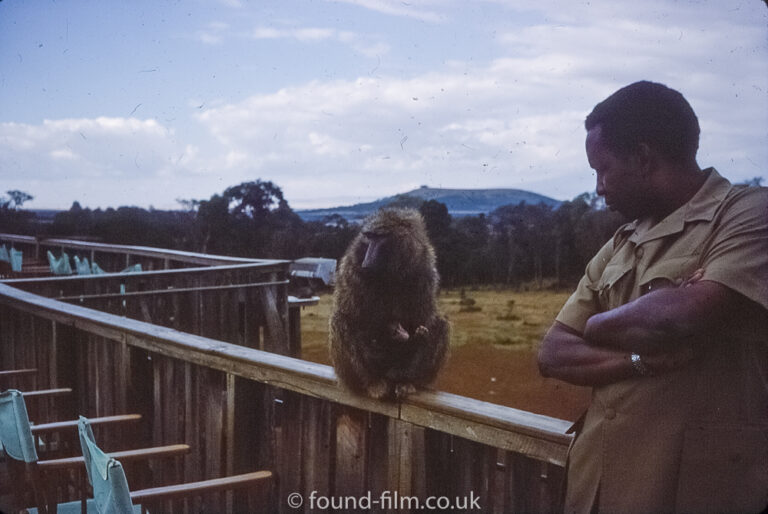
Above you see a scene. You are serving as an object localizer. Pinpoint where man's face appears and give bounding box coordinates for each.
[586,125,650,220]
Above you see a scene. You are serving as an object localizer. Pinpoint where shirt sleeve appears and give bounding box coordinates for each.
[699,187,768,312]
[555,237,615,333]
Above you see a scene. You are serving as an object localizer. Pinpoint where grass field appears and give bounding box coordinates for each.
[299,287,591,422]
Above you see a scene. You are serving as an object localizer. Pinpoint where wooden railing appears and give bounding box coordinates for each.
[0,279,571,513]
[0,233,281,271]
[5,262,293,355]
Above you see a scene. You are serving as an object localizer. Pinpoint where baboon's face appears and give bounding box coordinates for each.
[359,230,392,277]
[357,226,420,280]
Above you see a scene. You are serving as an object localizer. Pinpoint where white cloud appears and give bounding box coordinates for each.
[327,0,447,23]
[0,117,200,208]
[248,25,391,56]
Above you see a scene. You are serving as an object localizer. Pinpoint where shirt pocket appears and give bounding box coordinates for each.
[638,254,700,295]
[593,260,634,311]
[675,424,768,513]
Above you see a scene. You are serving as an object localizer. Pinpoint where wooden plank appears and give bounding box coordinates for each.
[334,407,368,499]
[301,397,333,513]
[31,414,142,434]
[38,444,191,471]
[401,401,569,466]
[0,368,37,377]
[130,471,273,504]
[258,286,290,356]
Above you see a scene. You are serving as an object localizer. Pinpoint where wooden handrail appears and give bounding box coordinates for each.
[31,414,143,435]
[21,388,72,399]
[130,471,273,503]
[0,282,572,465]
[0,368,38,378]
[0,233,286,267]
[37,444,191,471]
[3,261,288,288]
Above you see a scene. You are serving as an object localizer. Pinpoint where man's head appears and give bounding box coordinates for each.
[586,81,700,164]
[585,81,701,219]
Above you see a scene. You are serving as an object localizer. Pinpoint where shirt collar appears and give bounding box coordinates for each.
[626,167,731,246]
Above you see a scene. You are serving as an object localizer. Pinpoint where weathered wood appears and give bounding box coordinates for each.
[335,407,368,498]
[30,414,142,434]
[129,470,273,503]
[0,368,37,377]
[0,272,572,513]
[37,444,191,471]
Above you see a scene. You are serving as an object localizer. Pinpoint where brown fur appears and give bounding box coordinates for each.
[329,208,450,399]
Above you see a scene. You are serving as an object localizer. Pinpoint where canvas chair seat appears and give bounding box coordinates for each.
[9,249,23,272]
[73,256,92,276]
[120,264,142,274]
[47,251,73,275]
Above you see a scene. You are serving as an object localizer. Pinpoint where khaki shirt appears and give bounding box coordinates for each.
[556,169,768,513]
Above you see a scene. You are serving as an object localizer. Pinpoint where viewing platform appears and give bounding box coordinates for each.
[0,233,571,513]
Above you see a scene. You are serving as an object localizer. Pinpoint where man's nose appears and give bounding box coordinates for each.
[596,175,605,196]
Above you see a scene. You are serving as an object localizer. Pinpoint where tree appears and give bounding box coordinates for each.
[2,190,33,210]
[0,190,35,234]
[223,180,288,221]
[738,176,764,187]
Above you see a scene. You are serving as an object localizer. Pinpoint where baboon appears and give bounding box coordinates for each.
[329,208,450,399]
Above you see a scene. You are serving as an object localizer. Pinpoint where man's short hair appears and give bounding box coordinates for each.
[585,81,700,164]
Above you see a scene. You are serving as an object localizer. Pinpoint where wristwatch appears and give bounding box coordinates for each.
[630,352,651,376]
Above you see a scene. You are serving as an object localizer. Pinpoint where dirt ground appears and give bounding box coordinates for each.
[300,288,591,422]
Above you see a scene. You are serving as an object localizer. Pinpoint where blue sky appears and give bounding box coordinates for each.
[1,0,766,210]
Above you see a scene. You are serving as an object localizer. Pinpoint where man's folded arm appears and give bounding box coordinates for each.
[538,321,635,386]
[583,279,744,354]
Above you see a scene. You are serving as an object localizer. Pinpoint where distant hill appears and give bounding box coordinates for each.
[296,186,561,222]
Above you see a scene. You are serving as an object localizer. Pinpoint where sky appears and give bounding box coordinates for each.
[1,0,766,211]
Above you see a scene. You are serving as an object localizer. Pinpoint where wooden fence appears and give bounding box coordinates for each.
[0,238,572,513]
[0,282,570,513]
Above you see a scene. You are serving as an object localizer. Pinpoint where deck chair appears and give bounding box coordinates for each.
[91,261,106,274]
[78,417,272,514]
[73,256,92,276]
[47,251,73,275]
[0,390,190,514]
[9,248,23,273]
[120,263,142,274]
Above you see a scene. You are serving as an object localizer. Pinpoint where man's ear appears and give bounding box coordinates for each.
[634,143,655,177]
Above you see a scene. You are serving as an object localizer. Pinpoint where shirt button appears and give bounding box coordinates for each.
[635,247,644,259]
[605,408,616,420]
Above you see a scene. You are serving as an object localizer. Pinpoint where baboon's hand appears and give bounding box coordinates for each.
[389,322,410,342]
[394,383,416,399]
[414,325,429,337]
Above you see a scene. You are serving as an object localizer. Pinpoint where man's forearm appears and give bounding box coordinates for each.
[538,322,635,386]
[583,280,730,354]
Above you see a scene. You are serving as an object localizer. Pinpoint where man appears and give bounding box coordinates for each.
[538,81,768,513]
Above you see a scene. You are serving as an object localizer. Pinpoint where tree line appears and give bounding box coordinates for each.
[4,177,757,288]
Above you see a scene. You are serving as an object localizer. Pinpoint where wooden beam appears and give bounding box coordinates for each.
[31,414,142,435]
[37,444,191,471]
[129,471,273,503]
